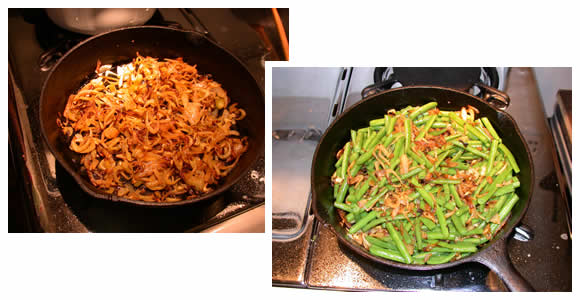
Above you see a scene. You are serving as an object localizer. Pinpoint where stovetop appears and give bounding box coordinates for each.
[271,67,571,291]
[7,8,282,232]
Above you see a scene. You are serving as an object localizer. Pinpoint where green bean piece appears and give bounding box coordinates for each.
[346,212,356,223]
[498,143,520,173]
[335,181,349,204]
[349,210,378,234]
[353,180,370,201]
[404,118,412,153]
[448,111,465,126]
[362,217,387,232]
[490,193,520,234]
[429,150,451,172]
[428,128,448,136]
[481,117,501,141]
[426,253,456,264]
[478,165,512,205]
[437,241,477,252]
[392,135,405,161]
[419,217,437,230]
[369,245,407,263]
[486,139,499,176]
[386,223,412,264]
[409,102,438,120]
[363,130,377,150]
[355,150,374,166]
[448,184,465,208]
[334,201,356,213]
[400,223,413,244]
[366,236,398,251]
[435,206,449,237]
[415,186,435,207]
[363,188,389,211]
[414,218,423,250]
[340,143,351,179]
[366,126,388,151]
[450,214,467,235]
[416,115,437,140]
[333,182,340,198]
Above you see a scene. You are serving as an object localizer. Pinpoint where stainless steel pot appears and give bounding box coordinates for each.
[45,8,156,35]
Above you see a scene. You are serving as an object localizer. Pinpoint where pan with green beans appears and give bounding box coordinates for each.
[311,86,533,291]
[330,102,521,265]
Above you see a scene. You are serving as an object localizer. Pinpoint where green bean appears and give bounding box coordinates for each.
[363,188,389,211]
[415,186,435,207]
[353,180,370,201]
[444,133,463,142]
[334,201,356,213]
[366,236,398,251]
[428,128,448,136]
[448,184,465,208]
[478,165,512,205]
[414,218,423,250]
[366,126,388,152]
[486,139,499,176]
[481,117,501,141]
[335,181,349,204]
[435,206,449,237]
[386,223,412,264]
[427,232,458,240]
[419,217,437,230]
[386,115,396,135]
[362,217,387,232]
[426,253,456,264]
[409,102,438,120]
[349,210,378,234]
[498,144,520,173]
[429,149,451,172]
[416,115,437,140]
[491,193,519,234]
[369,245,407,263]
[451,214,467,235]
[340,143,351,179]
[346,212,356,223]
[448,111,465,126]
[438,241,477,252]
[404,117,412,153]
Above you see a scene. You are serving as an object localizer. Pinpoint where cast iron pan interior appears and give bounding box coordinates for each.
[312,86,533,272]
[40,26,264,206]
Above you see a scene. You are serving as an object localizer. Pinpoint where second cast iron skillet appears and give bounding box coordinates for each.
[312,86,534,291]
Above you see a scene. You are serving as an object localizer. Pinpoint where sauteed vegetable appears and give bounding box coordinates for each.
[57,54,248,202]
[331,102,520,264]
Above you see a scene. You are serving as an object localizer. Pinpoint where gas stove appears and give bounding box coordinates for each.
[271,67,571,291]
[7,8,289,232]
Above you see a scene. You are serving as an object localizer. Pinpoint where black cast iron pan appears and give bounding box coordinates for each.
[311,86,534,291]
[40,26,264,206]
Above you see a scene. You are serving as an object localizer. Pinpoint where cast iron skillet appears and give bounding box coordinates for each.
[312,86,534,291]
[40,26,264,206]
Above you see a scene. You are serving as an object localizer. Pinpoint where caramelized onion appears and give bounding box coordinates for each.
[58,54,248,202]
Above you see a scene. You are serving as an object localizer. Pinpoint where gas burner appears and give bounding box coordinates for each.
[362,67,500,98]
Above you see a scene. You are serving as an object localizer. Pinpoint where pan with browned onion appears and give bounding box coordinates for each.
[40,26,264,206]
[311,86,534,291]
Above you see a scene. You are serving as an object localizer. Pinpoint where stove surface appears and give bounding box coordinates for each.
[272,67,571,291]
[8,8,274,232]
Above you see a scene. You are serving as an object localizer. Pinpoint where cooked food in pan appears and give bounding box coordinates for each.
[57,53,248,202]
[331,102,520,264]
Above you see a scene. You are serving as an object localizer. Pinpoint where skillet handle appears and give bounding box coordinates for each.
[475,82,510,110]
[473,237,535,292]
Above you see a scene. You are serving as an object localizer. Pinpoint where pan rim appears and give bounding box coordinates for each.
[311,85,534,270]
[39,25,264,207]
